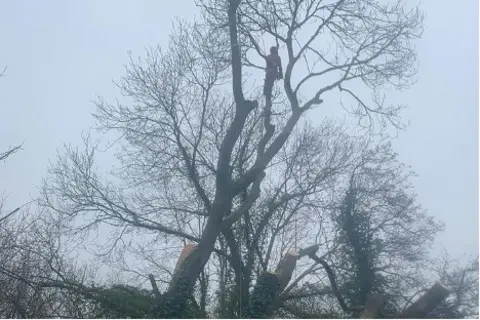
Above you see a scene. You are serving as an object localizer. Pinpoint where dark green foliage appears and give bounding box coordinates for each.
[69,280,205,319]
[83,284,156,318]
[245,272,281,318]
[335,185,389,316]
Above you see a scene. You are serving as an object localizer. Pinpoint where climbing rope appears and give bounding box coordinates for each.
[270,0,281,50]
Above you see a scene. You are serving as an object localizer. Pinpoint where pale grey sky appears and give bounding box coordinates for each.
[0,0,478,263]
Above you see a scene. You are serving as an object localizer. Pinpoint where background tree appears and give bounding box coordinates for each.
[0,66,104,318]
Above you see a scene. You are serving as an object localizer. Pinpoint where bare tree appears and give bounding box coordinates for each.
[0,205,115,318]
[36,0,430,317]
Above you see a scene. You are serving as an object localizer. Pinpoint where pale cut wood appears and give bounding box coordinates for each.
[172,244,197,280]
[275,248,300,292]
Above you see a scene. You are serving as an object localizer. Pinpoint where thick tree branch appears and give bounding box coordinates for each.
[222,170,265,226]
[399,282,450,318]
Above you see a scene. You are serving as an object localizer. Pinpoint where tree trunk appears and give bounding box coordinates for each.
[153,244,199,318]
[245,249,299,318]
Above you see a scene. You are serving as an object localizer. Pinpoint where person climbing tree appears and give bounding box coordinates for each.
[263,46,283,103]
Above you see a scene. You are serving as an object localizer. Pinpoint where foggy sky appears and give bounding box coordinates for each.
[0,0,478,262]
